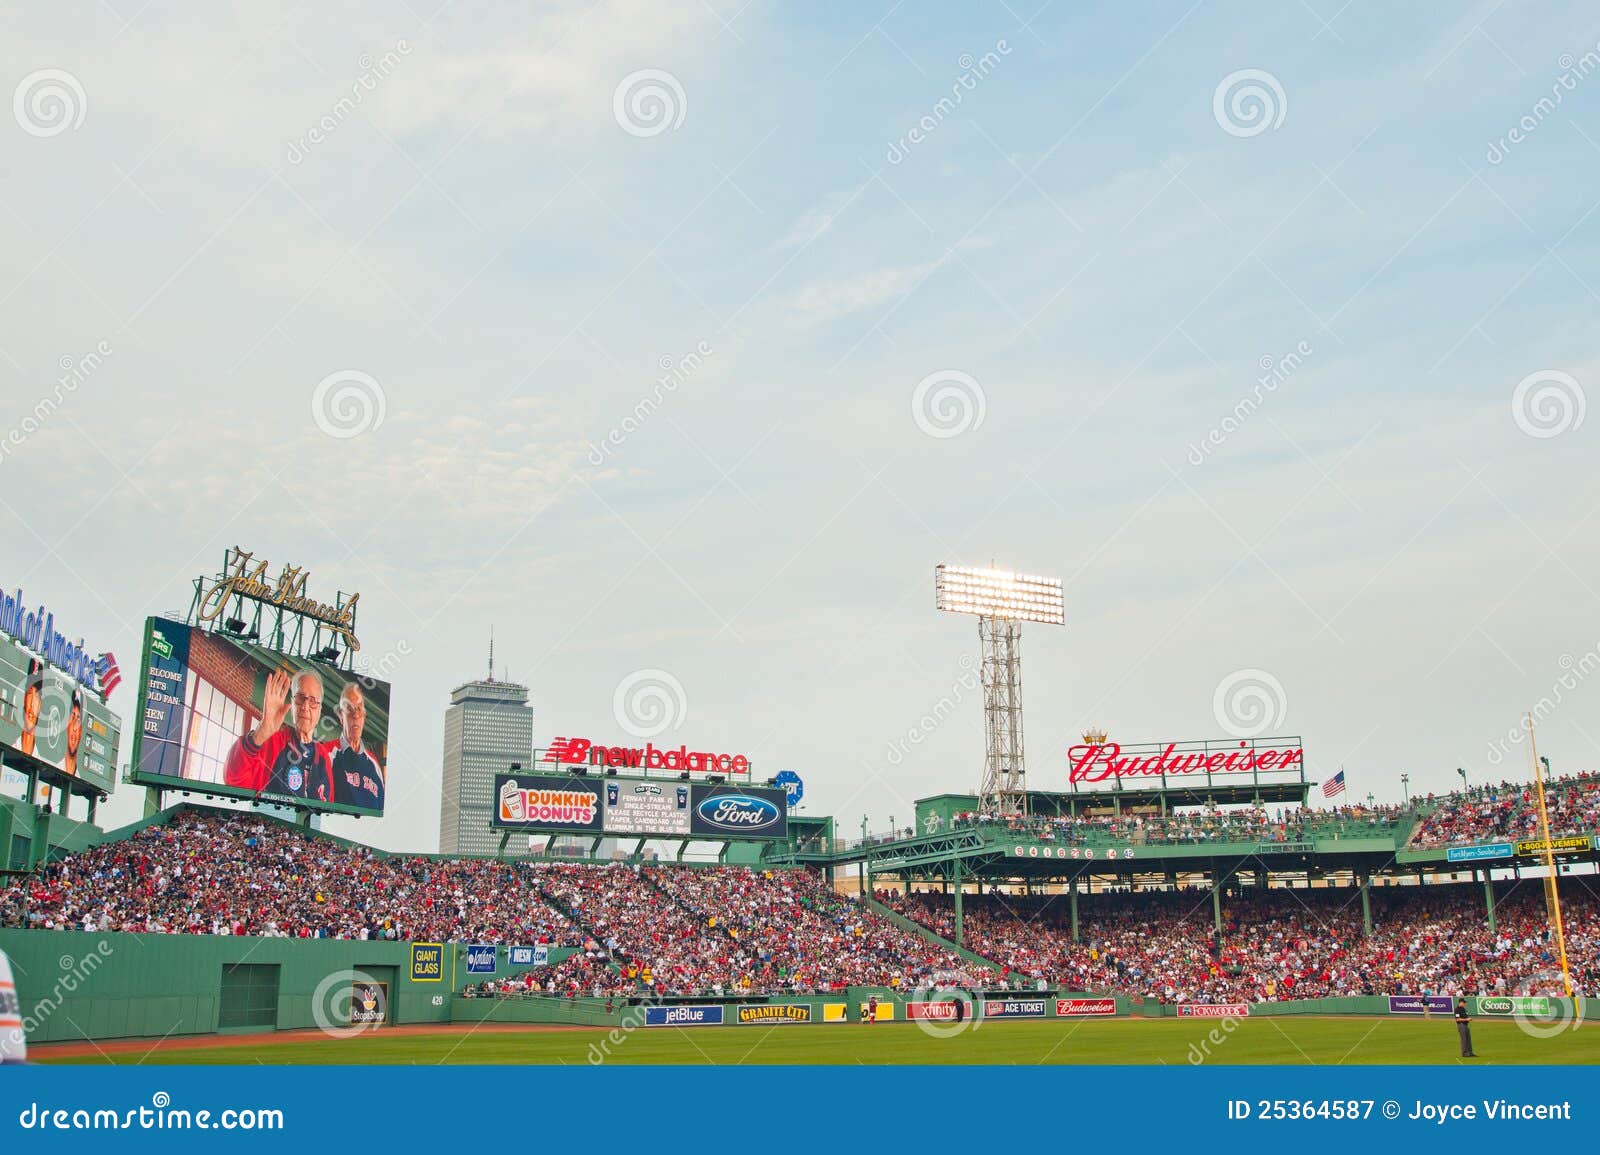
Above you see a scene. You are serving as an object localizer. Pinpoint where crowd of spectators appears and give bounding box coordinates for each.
[1407,773,1600,848]
[8,807,1598,1005]
[646,864,988,992]
[0,810,986,998]
[943,801,1408,846]
[883,879,1600,1003]
[0,811,583,945]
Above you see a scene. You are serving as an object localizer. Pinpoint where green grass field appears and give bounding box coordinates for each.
[34,1018,1600,1065]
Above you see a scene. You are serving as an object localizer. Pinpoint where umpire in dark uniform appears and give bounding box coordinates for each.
[1455,998,1476,1058]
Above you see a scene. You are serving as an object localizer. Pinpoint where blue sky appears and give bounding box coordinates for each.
[4,1,1600,850]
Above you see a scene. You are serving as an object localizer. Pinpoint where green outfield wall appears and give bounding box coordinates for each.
[0,930,585,1043]
[2,927,1592,1044]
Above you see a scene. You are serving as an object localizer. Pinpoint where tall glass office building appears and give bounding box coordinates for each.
[438,669,532,855]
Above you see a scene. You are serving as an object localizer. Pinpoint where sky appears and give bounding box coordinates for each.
[4,0,1600,852]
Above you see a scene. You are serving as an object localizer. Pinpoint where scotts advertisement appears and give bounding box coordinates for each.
[983,999,1047,1019]
[1056,998,1117,1017]
[493,773,787,840]
[644,1005,725,1027]
[492,773,603,831]
[1066,737,1304,788]
[542,736,751,776]
[1176,1004,1250,1018]
[1388,995,1453,1015]
[1475,996,1550,1016]
[690,783,788,841]
[736,1004,812,1024]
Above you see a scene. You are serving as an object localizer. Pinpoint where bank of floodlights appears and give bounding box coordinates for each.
[934,565,1064,625]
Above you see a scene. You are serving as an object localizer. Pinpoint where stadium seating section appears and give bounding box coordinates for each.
[2,771,1596,1004]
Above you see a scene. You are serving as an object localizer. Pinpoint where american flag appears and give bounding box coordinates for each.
[96,652,122,697]
[1322,769,1346,798]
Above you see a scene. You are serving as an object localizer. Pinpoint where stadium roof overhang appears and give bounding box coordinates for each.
[1036,781,1311,810]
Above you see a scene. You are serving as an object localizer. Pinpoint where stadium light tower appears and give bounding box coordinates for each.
[935,564,1064,818]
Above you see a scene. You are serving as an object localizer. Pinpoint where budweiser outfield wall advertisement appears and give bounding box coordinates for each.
[1056,998,1118,1017]
[1065,736,1304,790]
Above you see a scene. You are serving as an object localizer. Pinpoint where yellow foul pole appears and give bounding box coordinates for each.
[1527,715,1574,999]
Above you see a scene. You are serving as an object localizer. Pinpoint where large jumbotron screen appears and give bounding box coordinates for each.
[0,633,119,795]
[128,616,391,816]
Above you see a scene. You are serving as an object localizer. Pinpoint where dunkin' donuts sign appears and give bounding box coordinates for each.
[1067,738,1304,786]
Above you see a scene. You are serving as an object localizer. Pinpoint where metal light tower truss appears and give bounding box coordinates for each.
[936,565,1064,818]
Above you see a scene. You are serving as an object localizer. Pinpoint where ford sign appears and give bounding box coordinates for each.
[696,794,780,831]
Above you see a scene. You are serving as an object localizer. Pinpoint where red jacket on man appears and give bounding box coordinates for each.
[224,727,335,803]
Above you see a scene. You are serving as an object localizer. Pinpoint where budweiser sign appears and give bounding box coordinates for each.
[543,737,751,776]
[1066,739,1303,785]
[1056,998,1117,1018]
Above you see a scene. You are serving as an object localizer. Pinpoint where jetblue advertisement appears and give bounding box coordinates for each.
[689,783,788,841]
[644,1005,726,1027]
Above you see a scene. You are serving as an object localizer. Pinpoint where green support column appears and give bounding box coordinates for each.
[1070,876,1080,943]
[1212,867,1223,934]
[1483,869,1497,934]
[952,854,964,946]
[1359,870,1372,936]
